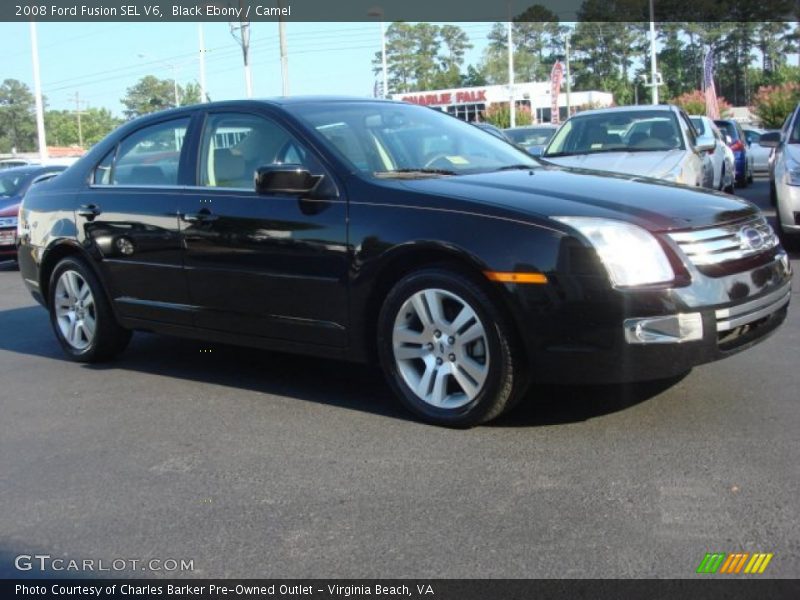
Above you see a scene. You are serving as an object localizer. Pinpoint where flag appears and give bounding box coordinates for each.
[704,49,720,120]
[550,60,564,124]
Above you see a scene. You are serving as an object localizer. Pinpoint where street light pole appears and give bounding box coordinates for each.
[278,1,289,96]
[649,0,659,104]
[29,22,48,162]
[507,16,515,128]
[198,24,207,102]
[565,35,571,117]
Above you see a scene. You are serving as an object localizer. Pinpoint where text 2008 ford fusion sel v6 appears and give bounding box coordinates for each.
[18,98,792,426]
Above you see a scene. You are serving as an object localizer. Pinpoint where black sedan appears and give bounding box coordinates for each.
[18,97,792,426]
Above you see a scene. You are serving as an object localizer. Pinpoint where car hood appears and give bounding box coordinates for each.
[393,165,757,232]
[541,149,685,179]
[0,196,21,216]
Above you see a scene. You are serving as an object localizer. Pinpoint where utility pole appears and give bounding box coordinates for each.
[198,24,207,102]
[278,0,289,96]
[230,5,253,98]
[29,22,48,162]
[72,91,86,148]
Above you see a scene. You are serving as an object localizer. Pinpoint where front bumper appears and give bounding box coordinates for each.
[514,249,792,384]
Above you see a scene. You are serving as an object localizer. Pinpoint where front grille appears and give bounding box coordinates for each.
[667,215,778,267]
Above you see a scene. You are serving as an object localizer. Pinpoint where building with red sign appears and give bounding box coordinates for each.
[395,81,613,123]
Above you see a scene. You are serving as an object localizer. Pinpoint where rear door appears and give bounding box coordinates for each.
[178,108,349,346]
[76,115,196,325]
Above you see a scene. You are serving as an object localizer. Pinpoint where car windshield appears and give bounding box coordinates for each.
[288,102,537,176]
[0,172,30,197]
[544,110,684,157]
[505,127,557,146]
[690,118,706,135]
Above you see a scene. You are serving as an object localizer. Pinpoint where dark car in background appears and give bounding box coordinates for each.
[0,165,66,262]
[473,122,512,142]
[714,118,754,187]
[18,98,791,427]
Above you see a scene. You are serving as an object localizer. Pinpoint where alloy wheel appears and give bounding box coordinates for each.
[391,288,489,409]
[54,270,96,350]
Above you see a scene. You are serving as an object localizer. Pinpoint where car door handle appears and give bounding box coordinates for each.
[180,209,218,223]
[77,204,102,218]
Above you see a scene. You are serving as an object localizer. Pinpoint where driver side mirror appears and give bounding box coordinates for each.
[255,165,323,195]
[758,131,781,148]
[695,135,716,153]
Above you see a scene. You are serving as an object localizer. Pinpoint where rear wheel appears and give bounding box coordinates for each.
[377,268,527,427]
[48,256,131,362]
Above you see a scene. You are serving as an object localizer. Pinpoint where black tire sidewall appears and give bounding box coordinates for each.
[377,269,516,427]
[48,256,123,362]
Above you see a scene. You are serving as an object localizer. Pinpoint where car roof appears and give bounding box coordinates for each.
[504,124,558,131]
[567,104,676,118]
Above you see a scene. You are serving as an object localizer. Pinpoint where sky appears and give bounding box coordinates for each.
[0,21,495,116]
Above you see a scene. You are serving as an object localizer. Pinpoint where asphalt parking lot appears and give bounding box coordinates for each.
[1,176,798,579]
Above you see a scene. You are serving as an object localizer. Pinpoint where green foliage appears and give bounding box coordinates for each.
[0,79,37,153]
[751,83,800,128]
[45,107,122,148]
[482,104,533,129]
[121,75,200,119]
[374,23,472,93]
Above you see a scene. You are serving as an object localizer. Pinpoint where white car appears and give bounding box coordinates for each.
[691,115,735,193]
[761,104,800,246]
[541,105,715,188]
[743,127,775,173]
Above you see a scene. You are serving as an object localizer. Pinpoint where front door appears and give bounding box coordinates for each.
[76,116,194,325]
[179,110,349,347]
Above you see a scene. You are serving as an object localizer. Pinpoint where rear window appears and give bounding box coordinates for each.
[690,118,706,135]
[714,120,739,140]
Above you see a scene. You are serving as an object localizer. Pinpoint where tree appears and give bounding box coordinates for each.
[45,107,122,148]
[373,23,474,93]
[751,83,800,128]
[0,79,37,153]
[121,75,199,119]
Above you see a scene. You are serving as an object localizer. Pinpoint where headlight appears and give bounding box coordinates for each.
[553,217,675,287]
[784,160,800,186]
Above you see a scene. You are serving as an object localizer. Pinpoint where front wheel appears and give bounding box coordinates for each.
[377,268,527,427]
[48,256,131,362]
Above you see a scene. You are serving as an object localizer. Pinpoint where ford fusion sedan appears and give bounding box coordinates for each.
[18,98,791,426]
[541,105,714,188]
[0,165,65,261]
[761,103,800,247]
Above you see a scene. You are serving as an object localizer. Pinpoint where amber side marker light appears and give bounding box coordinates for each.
[484,271,548,284]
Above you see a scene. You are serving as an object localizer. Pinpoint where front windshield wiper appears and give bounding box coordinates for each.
[375,168,458,177]
[544,147,675,158]
[494,164,536,171]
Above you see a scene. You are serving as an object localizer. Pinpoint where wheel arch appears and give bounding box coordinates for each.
[39,240,112,311]
[358,241,527,364]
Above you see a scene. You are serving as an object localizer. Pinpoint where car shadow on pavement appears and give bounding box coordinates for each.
[493,374,690,428]
[0,303,690,427]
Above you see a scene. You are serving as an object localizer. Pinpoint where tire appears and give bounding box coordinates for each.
[775,213,800,252]
[747,161,754,184]
[48,256,131,362]
[770,181,777,207]
[377,267,528,427]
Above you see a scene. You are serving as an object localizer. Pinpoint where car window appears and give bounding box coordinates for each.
[744,130,760,144]
[290,102,535,175]
[690,118,706,136]
[714,120,737,140]
[545,110,684,156]
[107,118,189,186]
[93,148,115,185]
[505,127,556,145]
[198,112,322,189]
[679,112,697,146]
[0,172,29,197]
